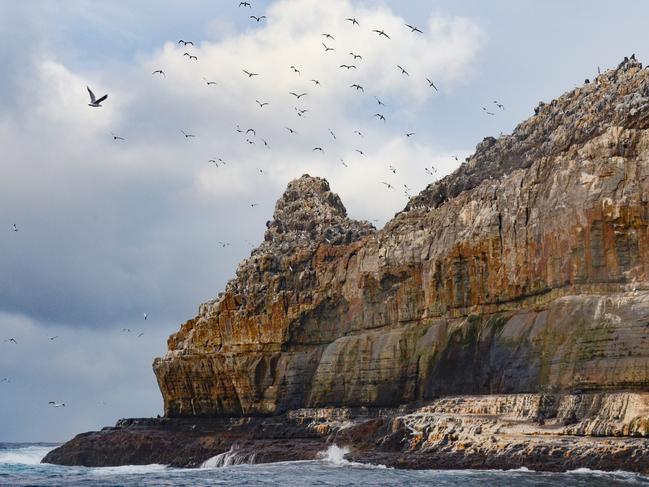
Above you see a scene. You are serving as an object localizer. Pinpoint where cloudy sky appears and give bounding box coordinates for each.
[1,0,647,442]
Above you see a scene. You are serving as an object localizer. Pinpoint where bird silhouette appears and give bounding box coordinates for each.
[340,64,357,70]
[329,129,336,140]
[242,69,260,78]
[285,127,297,134]
[381,182,394,189]
[239,1,251,7]
[289,92,308,99]
[372,29,390,39]
[322,33,335,40]
[426,78,438,91]
[290,65,301,76]
[151,69,165,77]
[49,336,59,341]
[350,84,364,91]
[203,77,218,85]
[374,96,386,106]
[312,147,324,153]
[494,100,505,109]
[256,100,269,108]
[11,224,18,232]
[181,130,195,138]
[110,132,125,141]
[345,18,360,26]
[48,401,66,407]
[405,132,415,137]
[183,52,198,61]
[178,40,194,46]
[87,86,108,107]
[349,52,362,60]
[373,113,386,122]
[405,24,423,33]
[355,149,365,155]
[250,15,266,22]
[353,130,364,137]
[4,338,17,344]
[397,65,409,76]
[311,79,321,85]
[389,165,397,174]
[322,42,335,52]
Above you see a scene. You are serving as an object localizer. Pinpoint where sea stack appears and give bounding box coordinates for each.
[44,58,649,471]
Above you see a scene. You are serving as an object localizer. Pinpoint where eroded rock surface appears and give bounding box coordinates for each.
[155,58,649,418]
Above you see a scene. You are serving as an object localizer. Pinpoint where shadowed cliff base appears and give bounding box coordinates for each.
[46,57,649,470]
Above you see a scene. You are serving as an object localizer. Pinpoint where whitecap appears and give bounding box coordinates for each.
[0,446,55,465]
[90,464,168,475]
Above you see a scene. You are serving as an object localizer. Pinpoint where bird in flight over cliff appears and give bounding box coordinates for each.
[373,113,386,122]
[203,77,218,86]
[346,17,359,26]
[11,223,18,232]
[322,43,335,52]
[322,33,335,40]
[250,15,266,22]
[181,130,195,138]
[290,65,301,76]
[4,338,17,344]
[183,53,198,61]
[289,92,308,99]
[256,100,269,108]
[86,86,107,107]
[242,69,260,78]
[178,40,193,46]
[110,132,125,141]
[426,78,438,91]
[494,100,505,110]
[151,69,165,78]
[381,182,394,189]
[372,29,390,39]
[48,401,66,407]
[350,84,364,92]
[285,127,297,134]
[397,65,409,76]
[425,167,437,176]
[405,24,423,33]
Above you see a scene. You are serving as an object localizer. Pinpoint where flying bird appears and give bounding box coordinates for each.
[355,149,365,155]
[239,1,251,7]
[329,129,336,140]
[311,79,321,85]
[49,336,59,341]
[245,138,255,145]
[340,159,348,167]
[290,65,301,75]
[256,100,269,108]
[183,53,198,61]
[181,130,195,138]
[48,402,66,407]
[178,40,194,46]
[11,224,18,232]
[0,378,8,383]
[374,96,386,106]
[143,313,147,320]
[122,328,131,333]
[349,53,362,61]
[250,15,266,21]
[295,107,308,117]
[313,147,324,153]
[151,69,165,77]
[426,78,438,91]
[397,65,409,76]
[353,130,364,137]
[339,64,357,70]
[405,132,415,137]
[203,77,218,85]
[373,113,386,122]
[261,139,270,149]
[250,203,259,207]
[256,167,263,174]
[494,100,505,109]
[372,29,390,39]
[322,33,335,40]
[322,42,335,52]
[285,127,297,134]
[110,132,125,141]
[381,182,394,189]
[246,128,256,135]
[345,18,359,26]
[389,165,397,174]
[350,84,364,91]
[405,24,423,33]
[86,86,108,107]
[289,92,308,99]
[242,69,260,78]
[4,338,17,344]
[138,332,145,338]
[482,107,496,116]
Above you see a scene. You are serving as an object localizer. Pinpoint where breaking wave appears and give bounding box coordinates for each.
[201,445,257,468]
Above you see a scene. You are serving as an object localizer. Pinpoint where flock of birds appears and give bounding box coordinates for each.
[4,2,508,408]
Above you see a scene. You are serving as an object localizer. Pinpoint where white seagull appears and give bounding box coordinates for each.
[87,86,108,107]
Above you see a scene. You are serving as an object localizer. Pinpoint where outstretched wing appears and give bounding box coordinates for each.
[87,86,96,103]
[95,94,108,104]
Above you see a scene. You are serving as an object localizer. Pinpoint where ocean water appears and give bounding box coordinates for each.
[2,443,649,486]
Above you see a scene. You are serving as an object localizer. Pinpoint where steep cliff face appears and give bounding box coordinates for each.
[154,58,649,418]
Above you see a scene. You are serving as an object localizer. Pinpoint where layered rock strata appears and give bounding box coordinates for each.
[155,58,649,418]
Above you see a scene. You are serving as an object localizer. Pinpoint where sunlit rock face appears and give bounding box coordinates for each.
[154,58,649,418]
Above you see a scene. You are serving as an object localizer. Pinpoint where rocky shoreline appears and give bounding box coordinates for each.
[43,392,649,472]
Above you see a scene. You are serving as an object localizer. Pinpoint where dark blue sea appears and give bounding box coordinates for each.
[2,443,649,486]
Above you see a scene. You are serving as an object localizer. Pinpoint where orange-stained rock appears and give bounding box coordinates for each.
[154,57,649,417]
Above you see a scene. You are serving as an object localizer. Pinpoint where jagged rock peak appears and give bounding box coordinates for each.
[263,174,375,247]
[405,56,649,212]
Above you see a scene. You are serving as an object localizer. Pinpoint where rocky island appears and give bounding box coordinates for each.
[44,57,649,471]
